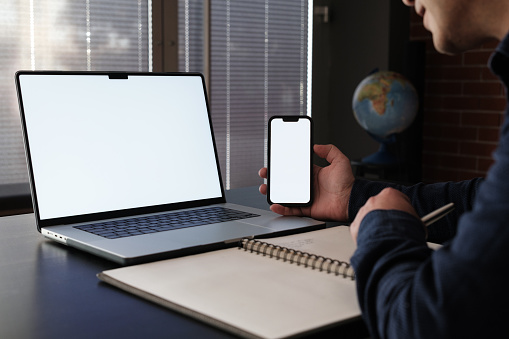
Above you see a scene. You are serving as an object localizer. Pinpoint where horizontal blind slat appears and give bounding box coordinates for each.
[0,0,150,184]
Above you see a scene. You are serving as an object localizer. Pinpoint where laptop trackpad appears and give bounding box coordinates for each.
[163,221,272,246]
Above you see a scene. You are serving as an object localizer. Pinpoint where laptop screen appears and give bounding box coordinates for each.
[17,72,223,222]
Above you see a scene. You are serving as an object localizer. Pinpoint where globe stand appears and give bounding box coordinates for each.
[361,133,399,165]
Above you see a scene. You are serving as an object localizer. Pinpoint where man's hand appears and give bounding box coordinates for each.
[259,144,355,222]
[350,187,419,244]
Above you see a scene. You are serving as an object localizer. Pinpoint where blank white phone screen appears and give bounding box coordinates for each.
[18,74,223,220]
[269,117,311,204]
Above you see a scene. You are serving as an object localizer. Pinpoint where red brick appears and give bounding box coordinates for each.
[423,111,461,125]
[444,67,483,80]
[421,153,476,170]
[481,67,499,81]
[424,125,476,140]
[479,97,507,111]
[463,51,493,65]
[427,66,481,81]
[460,141,497,157]
[463,82,504,96]
[438,154,477,170]
[442,97,480,110]
[411,16,503,184]
[426,53,463,66]
[445,126,477,140]
[423,138,460,154]
[462,112,501,127]
[478,127,500,142]
[478,158,495,172]
[426,82,462,95]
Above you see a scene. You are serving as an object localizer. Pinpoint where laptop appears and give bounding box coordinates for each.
[15,71,324,265]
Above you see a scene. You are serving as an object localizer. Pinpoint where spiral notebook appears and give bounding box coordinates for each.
[98,226,361,339]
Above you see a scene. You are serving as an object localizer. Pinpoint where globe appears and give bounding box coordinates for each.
[352,70,419,164]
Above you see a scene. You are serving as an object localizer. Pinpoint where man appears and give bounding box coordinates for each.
[259,0,509,337]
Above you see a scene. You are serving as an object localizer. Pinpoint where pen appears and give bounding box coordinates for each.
[421,202,455,227]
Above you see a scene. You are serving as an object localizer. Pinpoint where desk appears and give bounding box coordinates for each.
[0,186,368,339]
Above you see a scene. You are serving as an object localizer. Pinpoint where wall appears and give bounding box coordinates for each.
[312,0,411,163]
[410,11,504,182]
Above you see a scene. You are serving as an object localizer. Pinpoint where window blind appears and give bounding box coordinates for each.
[0,0,151,185]
[1,0,309,190]
[179,0,311,189]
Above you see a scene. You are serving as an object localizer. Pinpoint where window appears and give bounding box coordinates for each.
[0,0,311,195]
[179,0,312,189]
[1,0,151,185]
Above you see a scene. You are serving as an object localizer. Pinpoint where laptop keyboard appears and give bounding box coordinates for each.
[73,206,260,239]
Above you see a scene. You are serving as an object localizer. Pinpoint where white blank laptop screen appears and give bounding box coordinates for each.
[18,74,222,220]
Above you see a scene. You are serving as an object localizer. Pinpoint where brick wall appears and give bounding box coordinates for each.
[409,12,506,183]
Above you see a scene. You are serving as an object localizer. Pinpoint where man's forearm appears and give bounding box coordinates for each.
[348,178,483,243]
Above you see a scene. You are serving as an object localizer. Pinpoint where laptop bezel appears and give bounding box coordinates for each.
[15,71,227,231]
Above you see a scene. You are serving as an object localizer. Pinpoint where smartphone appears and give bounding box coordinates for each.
[267,115,313,206]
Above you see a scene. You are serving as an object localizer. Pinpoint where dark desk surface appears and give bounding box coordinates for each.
[0,186,368,339]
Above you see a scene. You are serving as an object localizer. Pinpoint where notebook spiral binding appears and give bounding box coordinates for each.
[239,238,355,280]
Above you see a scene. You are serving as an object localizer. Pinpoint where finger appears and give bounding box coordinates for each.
[258,167,267,179]
[259,183,267,195]
[270,204,305,216]
[313,144,346,164]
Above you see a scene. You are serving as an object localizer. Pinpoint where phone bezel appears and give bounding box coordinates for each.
[267,115,313,207]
